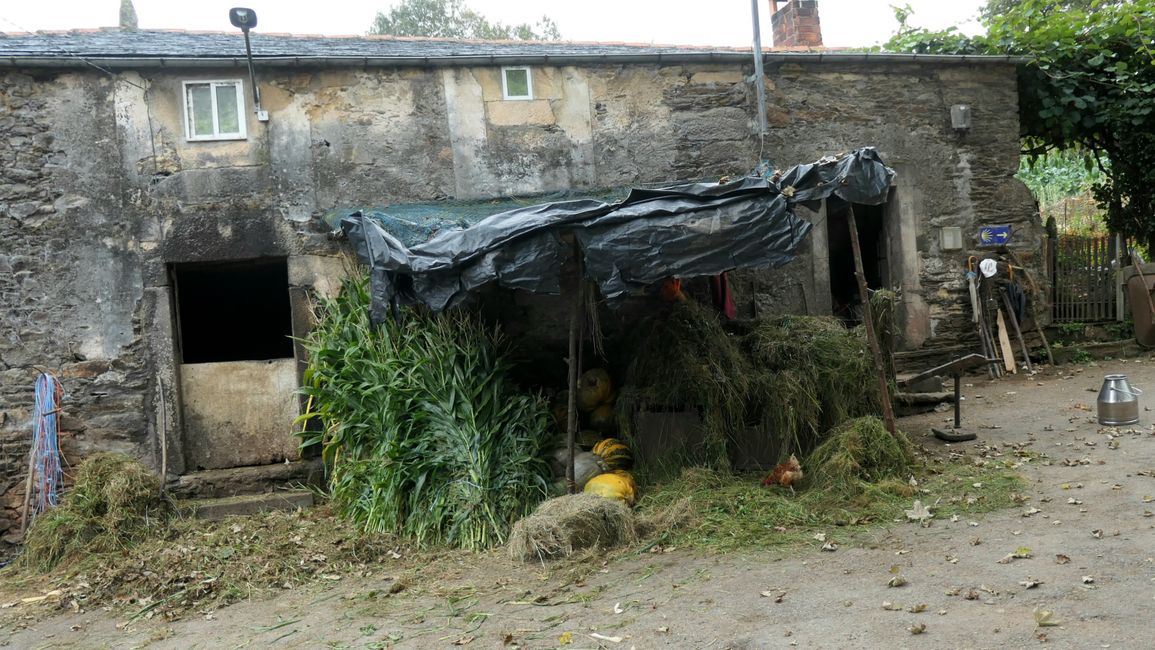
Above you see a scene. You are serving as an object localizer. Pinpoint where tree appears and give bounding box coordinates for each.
[885,1,1155,248]
[369,0,561,40]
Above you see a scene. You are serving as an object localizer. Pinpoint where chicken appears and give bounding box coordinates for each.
[761,454,803,495]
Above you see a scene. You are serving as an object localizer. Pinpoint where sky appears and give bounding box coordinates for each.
[0,1,986,48]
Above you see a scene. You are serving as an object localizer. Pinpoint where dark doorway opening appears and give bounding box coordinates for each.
[172,258,293,364]
[827,202,887,325]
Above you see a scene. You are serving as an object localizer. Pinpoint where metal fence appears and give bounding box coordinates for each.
[1049,233,1117,322]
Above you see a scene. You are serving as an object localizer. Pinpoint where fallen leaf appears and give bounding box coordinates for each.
[813,532,827,542]
[613,602,623,614]
[882,601,902,611]
[908,603,928,613]
[1091,529,1104,539]
[821,542,838,552]
[1082,575,1095,584]
[997,548,1031,564]
[1055,554,1071,564]
[1033,607,1061,627]
[559,632,573,645]
[888,576,909,588]
[1019,579,1042,589]
[589,632,623,643]
[908,623,927,635]
[905,500,933,525]
[452,635,475,646]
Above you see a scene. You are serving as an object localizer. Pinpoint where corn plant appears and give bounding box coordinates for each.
[297,269,554,550]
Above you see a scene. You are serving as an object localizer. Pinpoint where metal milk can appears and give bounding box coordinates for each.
[1097,374,1142,426]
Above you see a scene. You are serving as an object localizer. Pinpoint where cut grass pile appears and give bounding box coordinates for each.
[20,453,171,573]
[4,506,417,620]
[616,303,885,475]
[616,300,752,469]
[744,316,881,454]
[636,418,1024,551]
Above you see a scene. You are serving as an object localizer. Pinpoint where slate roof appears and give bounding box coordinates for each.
[0,28,1022,68]
[0,29,744,63]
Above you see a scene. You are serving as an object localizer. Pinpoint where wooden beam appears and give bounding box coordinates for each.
[847,206,896,433]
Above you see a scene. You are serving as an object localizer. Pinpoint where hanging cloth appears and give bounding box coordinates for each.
[710,273,737,320]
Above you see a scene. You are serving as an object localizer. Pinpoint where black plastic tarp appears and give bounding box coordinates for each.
[342,147,895,320]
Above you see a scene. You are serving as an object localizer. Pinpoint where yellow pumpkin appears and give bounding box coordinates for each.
[577,368,613,411]
[591,438,634,470]
[583,470,637,505]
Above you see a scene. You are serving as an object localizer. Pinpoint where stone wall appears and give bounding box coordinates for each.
[760,61,1042,349]
[0,71,152,541]
[0,57,1041,544]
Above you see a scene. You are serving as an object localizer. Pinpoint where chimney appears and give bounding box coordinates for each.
[119,0,139,30]
[770,0,823,48]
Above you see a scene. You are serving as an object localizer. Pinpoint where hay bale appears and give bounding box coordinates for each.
[20,453,171,572]
[506,493,637,562]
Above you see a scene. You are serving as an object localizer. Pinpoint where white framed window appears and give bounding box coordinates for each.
[501,66,533,101]
[183,80,247,141]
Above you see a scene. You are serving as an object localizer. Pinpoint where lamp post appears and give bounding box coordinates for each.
[229,7,264,119]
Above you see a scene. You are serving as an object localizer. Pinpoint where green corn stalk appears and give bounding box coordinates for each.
[296,268,553,550]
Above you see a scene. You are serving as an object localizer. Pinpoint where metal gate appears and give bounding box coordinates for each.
[1049,233,1117,322]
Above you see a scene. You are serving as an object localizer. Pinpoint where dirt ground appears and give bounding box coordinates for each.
[4,355,1155,649]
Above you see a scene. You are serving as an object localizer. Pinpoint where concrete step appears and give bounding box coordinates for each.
[180,490,315,521]
[168,459,324,499]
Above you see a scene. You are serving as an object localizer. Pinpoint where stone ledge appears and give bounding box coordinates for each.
[179,490,314,521]
[168,459,323,500]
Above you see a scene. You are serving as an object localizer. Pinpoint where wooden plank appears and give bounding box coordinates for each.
[899,353,991,388]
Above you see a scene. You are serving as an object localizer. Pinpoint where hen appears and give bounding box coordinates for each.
[762,454,803,495]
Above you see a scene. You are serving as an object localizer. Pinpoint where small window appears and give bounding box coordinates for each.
[501,66,533,100]
[183,80,247,141]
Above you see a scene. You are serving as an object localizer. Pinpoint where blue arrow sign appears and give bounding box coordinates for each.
[978,225,1011,247]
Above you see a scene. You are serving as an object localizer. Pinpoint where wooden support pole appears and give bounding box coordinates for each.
[847,206,896,433]
[565,241,585,494]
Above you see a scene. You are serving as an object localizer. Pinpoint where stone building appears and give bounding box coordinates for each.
[0,3,1041,542]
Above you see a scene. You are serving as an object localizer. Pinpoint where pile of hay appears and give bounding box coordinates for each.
[745,315,881,453]
[806,416,917,499]
[20,453,171,572]
[506,493,637,562]
[615,301,752,469]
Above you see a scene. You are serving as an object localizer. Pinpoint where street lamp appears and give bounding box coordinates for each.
[229,7,266,121]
